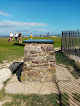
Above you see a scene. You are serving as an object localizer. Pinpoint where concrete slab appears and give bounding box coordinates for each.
[10,74,19,82]
[5,75,57,95]
[0,68,12,82]
[49,82,58,93]
[58,81,80,93]
[4,64,80,95]
[24,82,42,94]
[5,81,24,94]
[56,65,74,81]
[39,82,52,95]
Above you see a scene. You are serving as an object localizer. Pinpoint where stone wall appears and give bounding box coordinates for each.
[21,43,56,82]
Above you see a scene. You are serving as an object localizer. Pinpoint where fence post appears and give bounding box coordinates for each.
[61,31,63,51]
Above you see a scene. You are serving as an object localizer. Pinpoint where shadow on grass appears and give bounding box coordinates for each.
[55,50,80,78]
[13,43,25,47]
[9,62,24,82]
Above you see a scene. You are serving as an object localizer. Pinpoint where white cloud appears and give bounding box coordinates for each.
[0,11,12,17]
[0,21,47,35]
[34,28,54,33]
[0,21,47,26]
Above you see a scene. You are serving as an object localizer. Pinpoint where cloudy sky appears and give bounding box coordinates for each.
[0,0,80,36]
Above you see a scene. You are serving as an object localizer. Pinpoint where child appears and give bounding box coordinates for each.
[30,33,33,39]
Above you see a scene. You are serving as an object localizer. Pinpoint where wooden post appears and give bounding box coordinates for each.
[61,31,63,51]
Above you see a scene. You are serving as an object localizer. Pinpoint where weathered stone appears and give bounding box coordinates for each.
[31,54,37,57]
[35,47,42,52]
[24,51,27,54]
[46,56,55,62]
[23,67,31,71]
[50,63,55,67]
[28,72,39,78]
[41,60,48,63]
[44,63,49,66]
[41,47,46,51]
[24,57,31,62]
[30,51,37,54]
[31,64,43,67]
[23,64,27,67]
[49,67,56,73]
[49,52,54,55]
[39,52,47,56]
[46,47,54,51]
[23,43,56,82]
[32,61,39,64]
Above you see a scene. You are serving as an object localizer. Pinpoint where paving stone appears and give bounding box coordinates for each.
[24,82,42,94]
[39,82,52,95]
[5,81,24,94]
[0,68,12,82]
[10,74,19,82]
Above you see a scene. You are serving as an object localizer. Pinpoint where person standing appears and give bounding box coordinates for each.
[10,32,13,42]
[40,34,41,37]
[45,33,47,37]
[18,32,22,43]
[14,32,18,42]
[48,32,49,37]
[30,33,33,39]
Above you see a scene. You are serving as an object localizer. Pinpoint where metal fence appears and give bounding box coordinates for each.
[61,30,80,57]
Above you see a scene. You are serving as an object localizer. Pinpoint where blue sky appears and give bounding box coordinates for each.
[0,0,80,35]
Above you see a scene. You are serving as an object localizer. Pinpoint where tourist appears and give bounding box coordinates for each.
[45,33,47,37]
[48,32,49,37]
[30,33,33,39]
[10,32,13,42]
[40,34,41,37]
[18,32,22,43]
[14,32,18,42]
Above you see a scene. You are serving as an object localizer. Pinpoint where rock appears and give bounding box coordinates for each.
[9,62,23,74]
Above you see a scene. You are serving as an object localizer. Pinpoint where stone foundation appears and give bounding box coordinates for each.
[21,43,56,82]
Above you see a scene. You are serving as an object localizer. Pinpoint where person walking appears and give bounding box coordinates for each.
[18,32,22,43]
[10,32,13,42]
[14,32,18,42]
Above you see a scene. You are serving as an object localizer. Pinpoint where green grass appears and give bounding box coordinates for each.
[0,37,61,63]
[55,51,80,79]
[3,78,11,86]
[73,93,80,103]
[1,93,70,106]
[0,83,69,106]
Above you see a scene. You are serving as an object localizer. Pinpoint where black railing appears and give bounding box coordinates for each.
[62,30,80,57]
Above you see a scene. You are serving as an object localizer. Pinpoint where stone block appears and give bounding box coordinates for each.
[23,66,31,71]
[23,43,56,82]
[32,61,39,64]
[30,51,37,54]
[49,66,56,73]
[46,47,54,51]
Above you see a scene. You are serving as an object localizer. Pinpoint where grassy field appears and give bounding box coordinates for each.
[0,37,61,63]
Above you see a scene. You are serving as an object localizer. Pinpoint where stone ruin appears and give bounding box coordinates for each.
[21,39,56,82]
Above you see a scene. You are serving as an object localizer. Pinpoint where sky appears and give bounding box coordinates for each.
[0,0,80,36]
